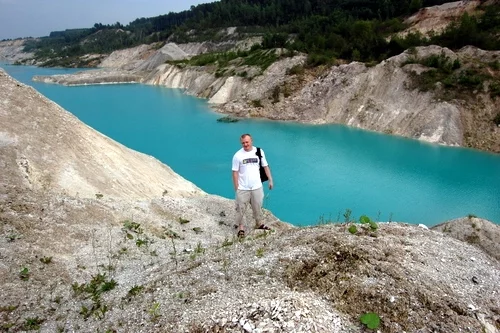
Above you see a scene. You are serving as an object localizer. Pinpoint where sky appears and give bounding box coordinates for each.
[0,0,215,40]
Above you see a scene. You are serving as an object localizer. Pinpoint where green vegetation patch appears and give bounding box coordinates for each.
[23,317,44,331]
[243,49,278,71]
[405,52,500,100]
[72,273,117,319]
[171,48,280,73]
[360,312,381,329]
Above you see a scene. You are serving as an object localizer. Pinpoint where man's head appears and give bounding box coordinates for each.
[240,133,253,151]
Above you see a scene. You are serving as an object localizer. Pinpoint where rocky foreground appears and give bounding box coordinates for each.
[1,66,499,332]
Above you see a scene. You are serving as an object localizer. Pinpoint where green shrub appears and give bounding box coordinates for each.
[251,100,263,108]
[19,267,29,280]
[287,64,304,75]
[306,53,332,67]
[178,217,190,224]
[457,69,485,89]
[24,317,44,330]
[271,86,280,103]
[243,50,277,70]
[493,113,500,125]
[126,285,144,299]
[490,82,500,98]
[360,312,381,329]
[190,53,218,66]
[40,256,53,264]
[489,60,500,70]
[421,52,456,73]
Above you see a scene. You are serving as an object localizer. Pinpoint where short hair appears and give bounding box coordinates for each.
[240,133,252,140]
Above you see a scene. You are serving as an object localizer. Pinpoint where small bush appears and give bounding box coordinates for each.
[490,82,500,98]
[124,221,144,241]
[488,60,500,70]
[126,285,144,299]
[24,317,44,330]
[465,233,480,244]
[136,238,148,247]
[190,53,218,66]
[271,86,280,103]
[214,70,225,78]
[243,50,277,70]
[19,267,30,280]
[493,112,500,125]
[40,256,53,264]
[221,238,233,247]
[360,312,381,329]
[457,69,485,89]
[306,53,332,67]
[287,64,304,75]
[178,217,190,224]
[421,53,453,72]
[194,242,205,254]
[251,100,263,108]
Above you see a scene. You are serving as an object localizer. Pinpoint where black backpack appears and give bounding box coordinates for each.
[256,147,269,182]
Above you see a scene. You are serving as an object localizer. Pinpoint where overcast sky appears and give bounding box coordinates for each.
[0,0,215,40]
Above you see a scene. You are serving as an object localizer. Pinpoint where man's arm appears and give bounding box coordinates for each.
[232,171,239,191]
[264,166,273,190]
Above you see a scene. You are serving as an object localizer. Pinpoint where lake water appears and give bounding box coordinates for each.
[2,63,499,227]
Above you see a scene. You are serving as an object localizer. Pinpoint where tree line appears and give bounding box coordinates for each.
[21,0,500,66]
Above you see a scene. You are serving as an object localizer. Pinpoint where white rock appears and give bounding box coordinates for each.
[243,321,253,332]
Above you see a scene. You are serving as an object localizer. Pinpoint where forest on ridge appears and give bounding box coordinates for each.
[14,0,500,66]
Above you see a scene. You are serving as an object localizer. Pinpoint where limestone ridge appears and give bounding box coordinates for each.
[0,67,499,332]
[0,39,34,64]
[28,43,500,152]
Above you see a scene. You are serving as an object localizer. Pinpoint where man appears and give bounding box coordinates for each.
[232,133,274,237]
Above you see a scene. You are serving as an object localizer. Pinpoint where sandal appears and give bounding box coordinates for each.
[256,224,272,230]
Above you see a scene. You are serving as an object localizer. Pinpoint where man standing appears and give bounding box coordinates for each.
[232,133,274,237]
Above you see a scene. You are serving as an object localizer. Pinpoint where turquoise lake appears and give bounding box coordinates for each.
[2,63,499,226]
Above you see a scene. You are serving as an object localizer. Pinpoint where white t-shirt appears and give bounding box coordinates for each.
[232,146,269,190]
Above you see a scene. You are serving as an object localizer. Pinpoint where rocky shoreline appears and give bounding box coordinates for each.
[23,42,499,154]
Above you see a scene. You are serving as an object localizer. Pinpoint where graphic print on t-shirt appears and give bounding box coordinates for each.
[243,158,259,164]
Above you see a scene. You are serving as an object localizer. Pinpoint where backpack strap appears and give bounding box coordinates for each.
[255,147,269,182]
[256,147,262,165]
